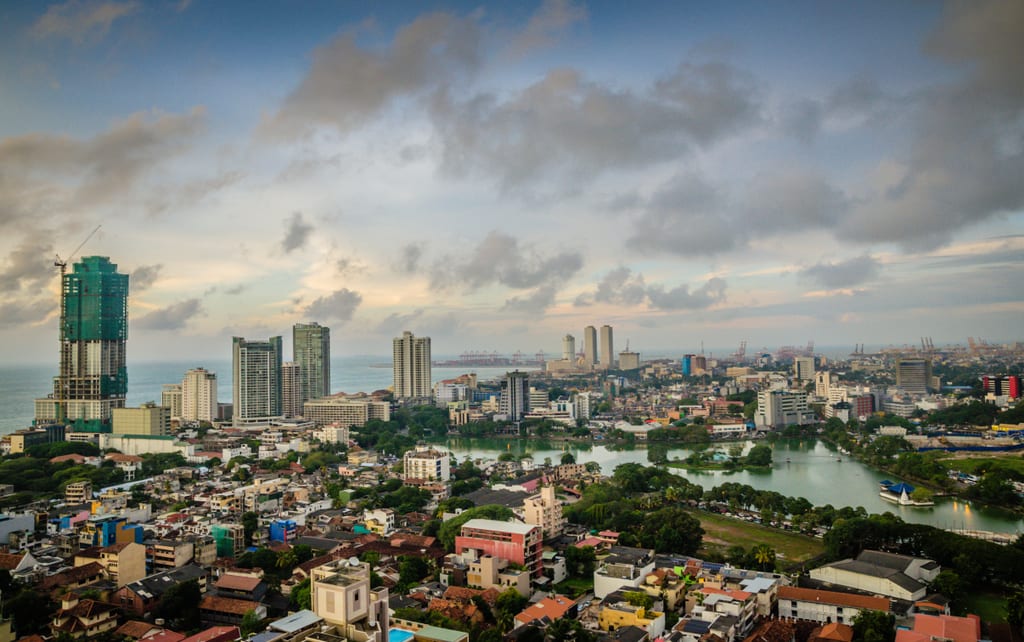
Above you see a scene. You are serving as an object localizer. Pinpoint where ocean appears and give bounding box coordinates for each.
[0,356,519,435]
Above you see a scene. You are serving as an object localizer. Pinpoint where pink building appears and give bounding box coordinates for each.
[455,519,542,577]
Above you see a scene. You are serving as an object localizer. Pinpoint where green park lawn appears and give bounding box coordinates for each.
[694,510,824,566]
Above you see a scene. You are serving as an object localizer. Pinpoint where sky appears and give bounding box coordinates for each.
[1,0,1022,363]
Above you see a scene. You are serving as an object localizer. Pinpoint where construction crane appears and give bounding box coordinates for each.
[54,225,102,425]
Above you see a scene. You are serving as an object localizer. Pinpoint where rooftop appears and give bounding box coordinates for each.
[461,518,537,535]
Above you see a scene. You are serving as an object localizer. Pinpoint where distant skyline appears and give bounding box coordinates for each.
[1,1,1022,362]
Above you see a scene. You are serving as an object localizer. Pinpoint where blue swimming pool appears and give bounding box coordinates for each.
[390,629,416,642]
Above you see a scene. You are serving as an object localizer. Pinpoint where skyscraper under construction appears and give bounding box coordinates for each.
[35,256,129,432]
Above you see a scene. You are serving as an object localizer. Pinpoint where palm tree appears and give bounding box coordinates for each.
[752,544,776,571]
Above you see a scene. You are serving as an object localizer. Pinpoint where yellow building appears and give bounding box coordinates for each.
[75,542,146,587]
[598,602,665,636]
[112,403,170,436]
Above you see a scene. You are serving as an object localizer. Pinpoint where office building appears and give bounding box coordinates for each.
[293,322,331,402]
[181,368,217,423]
[600,325,614,369]
[281,361,302,418]
[112,403,170,436]
[562,334,575,361]
[302,396,390,428]
[794,357,815,383]
[681,355,694,376]
[583,326,598,366]
[619,348,640,371]
[896,358,932,395]
[392,331,431,398]
[983,375,1021,400]
[161,384,183,421]
[402,447,451,482]
[755,390,815,429]
[232,336,283,425]
[501,370,530,421]
[35,256,128,432]
[815,371,836,398]
[455,519,543,578]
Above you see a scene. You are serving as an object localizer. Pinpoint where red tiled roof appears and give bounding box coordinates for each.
[116,621,162,639]
[180,626,241,642]
[811,623,855,642]
[779,586,890,612]
[215,573,262,592]
[0,553,25,570]
[515,595,575,625]
[199,595,260,616]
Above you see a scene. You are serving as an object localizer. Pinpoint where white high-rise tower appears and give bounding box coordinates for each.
[181,367,218,423]
[392,331,432,399]
[600,325,614,369]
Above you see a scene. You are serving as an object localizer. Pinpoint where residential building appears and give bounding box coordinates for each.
[598,595,665,637]
[181,368,218,423]
[896,359,932,395]
[815,371,836,397]
[778,586,890,624]
[794,357,816,383]
[51,594,120,639]
[514,595,576,628]
[895,614,980,642]
[363,508,395,535]
[594,547,656,598]
[393,331,432,399]
[755,390,815,429]
[303,396,390,428]
[161,384,183,420]
[584,326,598,367]
[116,564,209,616]
[522,486,565,539]
[66,481,92,504]
[600,325,615,369]
[232,336,283,425]
[294,322,331,402]
[310,559,390,642]
[282,361,303,418]
[35,256,129,432]
[199,595,266,628]
[211,524,246,558]
[500,371,530,422]
[8,426,62,454]
[455,519,543,578]
[403,447,451,482]
[75,541,146,587]
[150,539,196,571]
[112,403,170,436]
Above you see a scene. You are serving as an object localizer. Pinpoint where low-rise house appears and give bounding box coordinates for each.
[778,586,891,625]
[116,564,209,616]
[214,572,269,603]
[809,551,938,602]
[598,597,666,637]
[50,593,120,639]
[895,614,980,642]
[514,595,577,628]
[594,547,656,599]
[199,595,266,628]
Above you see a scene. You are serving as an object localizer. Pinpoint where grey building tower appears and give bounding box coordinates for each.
[232,336,283,425]
[294,322,331,401]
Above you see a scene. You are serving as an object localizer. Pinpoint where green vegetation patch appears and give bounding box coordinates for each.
[695,511,824,563]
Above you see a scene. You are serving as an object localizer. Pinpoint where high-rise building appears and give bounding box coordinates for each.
[600,325,614,369]
[755,390,815,429]
[161,384,183,421]
[983,375,1022,400]
[281,361,302,418]
[501,370,530,421]
[232,336,283,425]
[618,348,640,371]
[293,322,330,402]
[681,355,694,376]
[895,358,932,395]
[35,256,129,432]
[402,447,451,482]
[392,331,432,398]
[583,326,598,366]
[562,334,575,362]
[112,403,170,436]
[794,357,816,383]
[181,368,217,423]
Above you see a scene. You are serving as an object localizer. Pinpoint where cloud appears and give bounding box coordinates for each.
[0,298,55,328]
[134,298,203,331]
[130,264,162,292]
[428,231,582,291]
[223,284,246,295]
[512,0,587,53]
[375,309,425,335]
[304,288,362,322]
[396,243,423,274]
[503,284,558,314]
[646,277,727,310]
[266,12,482,136]
[799,255,881,289]
[575,266,647,307]
[146,170,243,217]
[0,107,206,229]
[624,174,737,255]
[430,61,760,192]
[0,235,54,293]
[31,0,139,44]
[838,0,1024,248]
[281,212,313,253]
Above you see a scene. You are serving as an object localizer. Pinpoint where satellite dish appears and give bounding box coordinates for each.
[349,556,360,567]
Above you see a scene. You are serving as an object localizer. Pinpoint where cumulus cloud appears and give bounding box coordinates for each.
[647,277,727,310]
[511,0,587,53]
[281,212,313,253]
[0,235,54,293]
[503,284,559,314]
[304,288,362,322]
[375,309,425,335]
[396,243,423,274]
[266,12,482,136]
[130,264,162,292]
[837,0,1024,248]
[431,61,760,191]
[574,266,646,307]
[799,255,881,289]
[0,107,206,229]
[134,298,203,331]
[428,231,582,291]
[0,299,55,328]
[32,0,139,44]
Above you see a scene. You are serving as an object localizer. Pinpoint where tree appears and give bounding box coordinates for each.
[241,511,259,546]
[438,505,514,551]
[3,588,55,636]
[637,507,703,555]
[623,591,653,610]
[495,588,529,632]
[564,545,597,578]
[398,556,431,589]
[289,578,311,611]
[852,609,896,642]
[241,609,264,637]
[561,452,576,465]
[928,570,961,602]
[547,618,596,642]
[1009,587,1024,632]
[745,445,773,467]
[752,544,776,571]
[155,579,201,631]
